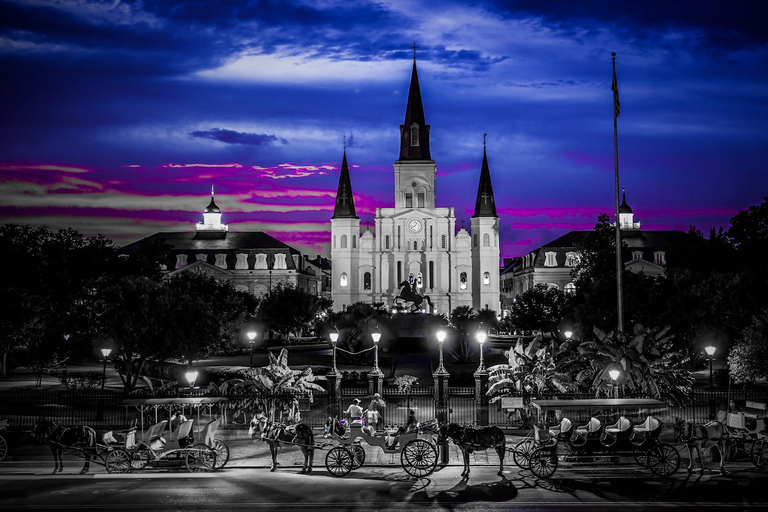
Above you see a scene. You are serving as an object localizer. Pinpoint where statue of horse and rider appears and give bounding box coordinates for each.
[393,280,434,313]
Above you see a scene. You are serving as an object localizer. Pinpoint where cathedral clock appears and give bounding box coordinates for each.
[408,219,422,233]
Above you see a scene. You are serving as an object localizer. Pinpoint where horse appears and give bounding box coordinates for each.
[32,418,97,474]
[249,414,315,473]
[396,281,434,313]
[439,422,506,477]
[674,419,730,474]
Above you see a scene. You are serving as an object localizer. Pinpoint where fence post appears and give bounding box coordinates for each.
[474,369,489,426]
[326,371,341,420]
[433,368,450,464]
[368,369,384,397]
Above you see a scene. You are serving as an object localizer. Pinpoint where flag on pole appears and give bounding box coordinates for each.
[612,55,621,118]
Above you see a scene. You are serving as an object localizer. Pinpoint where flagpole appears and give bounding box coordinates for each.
[612,51,624,334]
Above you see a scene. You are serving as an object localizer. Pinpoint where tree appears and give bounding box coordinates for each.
[318,302,392,366]
[257,283,333,341]
[509,284,567,334]
[219,348,325,423]
[728,310,768,384]
[448,307,499,364]
[728,197,768,268]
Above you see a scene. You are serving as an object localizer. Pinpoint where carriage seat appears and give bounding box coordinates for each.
[169,419,194,446]
[549,418,574,441]
[633,416,662,436]
[605,417,633,436]
[576,417,604,436]
[199,420,220,447]
[139,420,168,444]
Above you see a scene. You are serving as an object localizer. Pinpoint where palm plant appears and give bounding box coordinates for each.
[218,348,325,423]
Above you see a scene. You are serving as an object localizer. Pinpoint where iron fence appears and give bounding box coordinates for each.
[0,390,127,429]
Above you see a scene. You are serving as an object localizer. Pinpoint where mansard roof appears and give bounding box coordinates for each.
[121,231,301,255]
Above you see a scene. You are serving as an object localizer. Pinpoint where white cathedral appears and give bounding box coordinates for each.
[330,57,501,314]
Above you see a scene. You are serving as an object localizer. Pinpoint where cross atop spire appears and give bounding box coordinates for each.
[483,132,487,150]
[343,133,346,151]
[211,185,214,197]
[411,42,418,61]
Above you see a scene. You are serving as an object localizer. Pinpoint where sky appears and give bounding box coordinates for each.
[1,0,767,260]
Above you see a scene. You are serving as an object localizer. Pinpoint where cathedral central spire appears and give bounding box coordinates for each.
[332,150,358,219]
[473,142,498,218]
[399,54,431,161]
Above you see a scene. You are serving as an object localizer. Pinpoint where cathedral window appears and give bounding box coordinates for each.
[632,251,643,261]
[196,253,207,262]
[473,234,478,247]
[483,271,490,285]
[235,253,248,270]
[341,235,348,248]
[385,235,390,249]
[565,252,579,267]
[565,282,576,295]
[274,254,287,270]
[410,123,419,146]
[418,192,425,208]
[544,252,557,267]
[397,261,402,284]
[429,261,434,289]
[654,251,666,265]
[413,240,418,251]
[254,253,268,269]
[406,192,413,208]
[333,235,336,249]
[175,254,188,269]
[441,235,446,249]
[363,272,371,290]
[460,272,468,290]
[417,272,423,288]
[340,273,348,287]
[214,254,227,269]
[483,233,490,248]
[352,235,357,248]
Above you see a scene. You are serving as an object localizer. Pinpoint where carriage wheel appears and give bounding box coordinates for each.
[529,447,558,478]
[512,439,536,469]
[350,444,365,470]
[0,434,7,462]
[647,444,680,477]
[750,439,768,467]
[105,449,131,474]
[212,439,230,469]
[325,447,353,477]
[185,444,216,473]
[401,439,438,478]
[130,447,151,470]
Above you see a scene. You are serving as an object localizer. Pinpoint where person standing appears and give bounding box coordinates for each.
[368,393,386,431]
[345,398,363,426]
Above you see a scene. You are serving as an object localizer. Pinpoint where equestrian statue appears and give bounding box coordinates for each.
[393,280,434,313]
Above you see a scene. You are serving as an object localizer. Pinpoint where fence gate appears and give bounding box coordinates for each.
[447,387,476,426]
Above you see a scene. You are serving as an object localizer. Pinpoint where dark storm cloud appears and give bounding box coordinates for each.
[488,0,768,51]
[189,129,288,146]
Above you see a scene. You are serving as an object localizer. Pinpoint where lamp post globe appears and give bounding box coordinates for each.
[247,331,257,369]
[564,331,573,340]
[608,368,620,399]
[435,330,448,375]
[476,330,487,374]
[100,348,112,391]
[705,345,717,418]
[185,369,199,389]
[330,331,340,375]
[371,331,382,373]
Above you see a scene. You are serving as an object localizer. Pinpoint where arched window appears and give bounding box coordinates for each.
[483,233,490,248]
[429,261,434,289]
[564,282,576,295]
[417,272,423,288]
[483,271,490,285]
[413,240,418,251]
[397,261,402,283]
[363,272,371,290]
[405,192,413,208]
[341,235,347,249]
[385,235,390,249]
[473,234,478,247]
[340,273,348,287]
[352,235,357,248]
[441,235,446,249]
[410,123,419,146]
[460,272,468,290]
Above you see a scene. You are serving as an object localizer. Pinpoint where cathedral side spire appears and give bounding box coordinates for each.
[399,54,431,161]
[472,144,498,218]
[332,150,358,219]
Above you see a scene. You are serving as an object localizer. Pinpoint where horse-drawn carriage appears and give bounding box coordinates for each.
[726,400,768,468]
[323,417,440,477]
[525,398,680,478]
[0,419,8,462]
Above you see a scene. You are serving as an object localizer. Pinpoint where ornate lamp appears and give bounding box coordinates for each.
[371,330,382,373]
[330,331,340,375]
[247,331,257,369]
[100,348,112,392]
[435,330,448,375]
[476,330,487,374]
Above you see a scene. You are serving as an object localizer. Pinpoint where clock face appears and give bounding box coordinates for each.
[408,219,422,233]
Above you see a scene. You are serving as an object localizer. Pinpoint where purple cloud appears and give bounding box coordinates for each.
[189,129,288,146]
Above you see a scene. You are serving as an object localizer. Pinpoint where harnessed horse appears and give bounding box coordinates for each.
[32,418,97,474]
[249,414,315,473]
[674,419,730,474]
[395,281,434,313]
[439,423,506,477]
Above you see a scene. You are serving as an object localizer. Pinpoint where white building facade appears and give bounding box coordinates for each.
[331,58,500,314]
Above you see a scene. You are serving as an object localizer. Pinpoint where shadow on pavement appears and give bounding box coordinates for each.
[409,475,518,505]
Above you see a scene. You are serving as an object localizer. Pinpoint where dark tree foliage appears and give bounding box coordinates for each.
[728,197,768,269]
[728,309,768,383]
[448,306,499,364]
[509,284,567,334]
[257,283,333,341]
[318,302,392,366]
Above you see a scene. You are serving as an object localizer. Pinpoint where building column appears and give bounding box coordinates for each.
[474,369,489,426]
[433,368,450,464]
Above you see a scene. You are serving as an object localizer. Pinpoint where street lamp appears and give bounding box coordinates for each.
[329,331,340,375]
[564,331,573,340]
[435,330,448,375]
[609,368,620,399]
[185,368,199,389]
[476,330,487,374]
[247,331,257,369]
[371,330,382,374]
[100,348,112,392]
[705,345,717,418]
